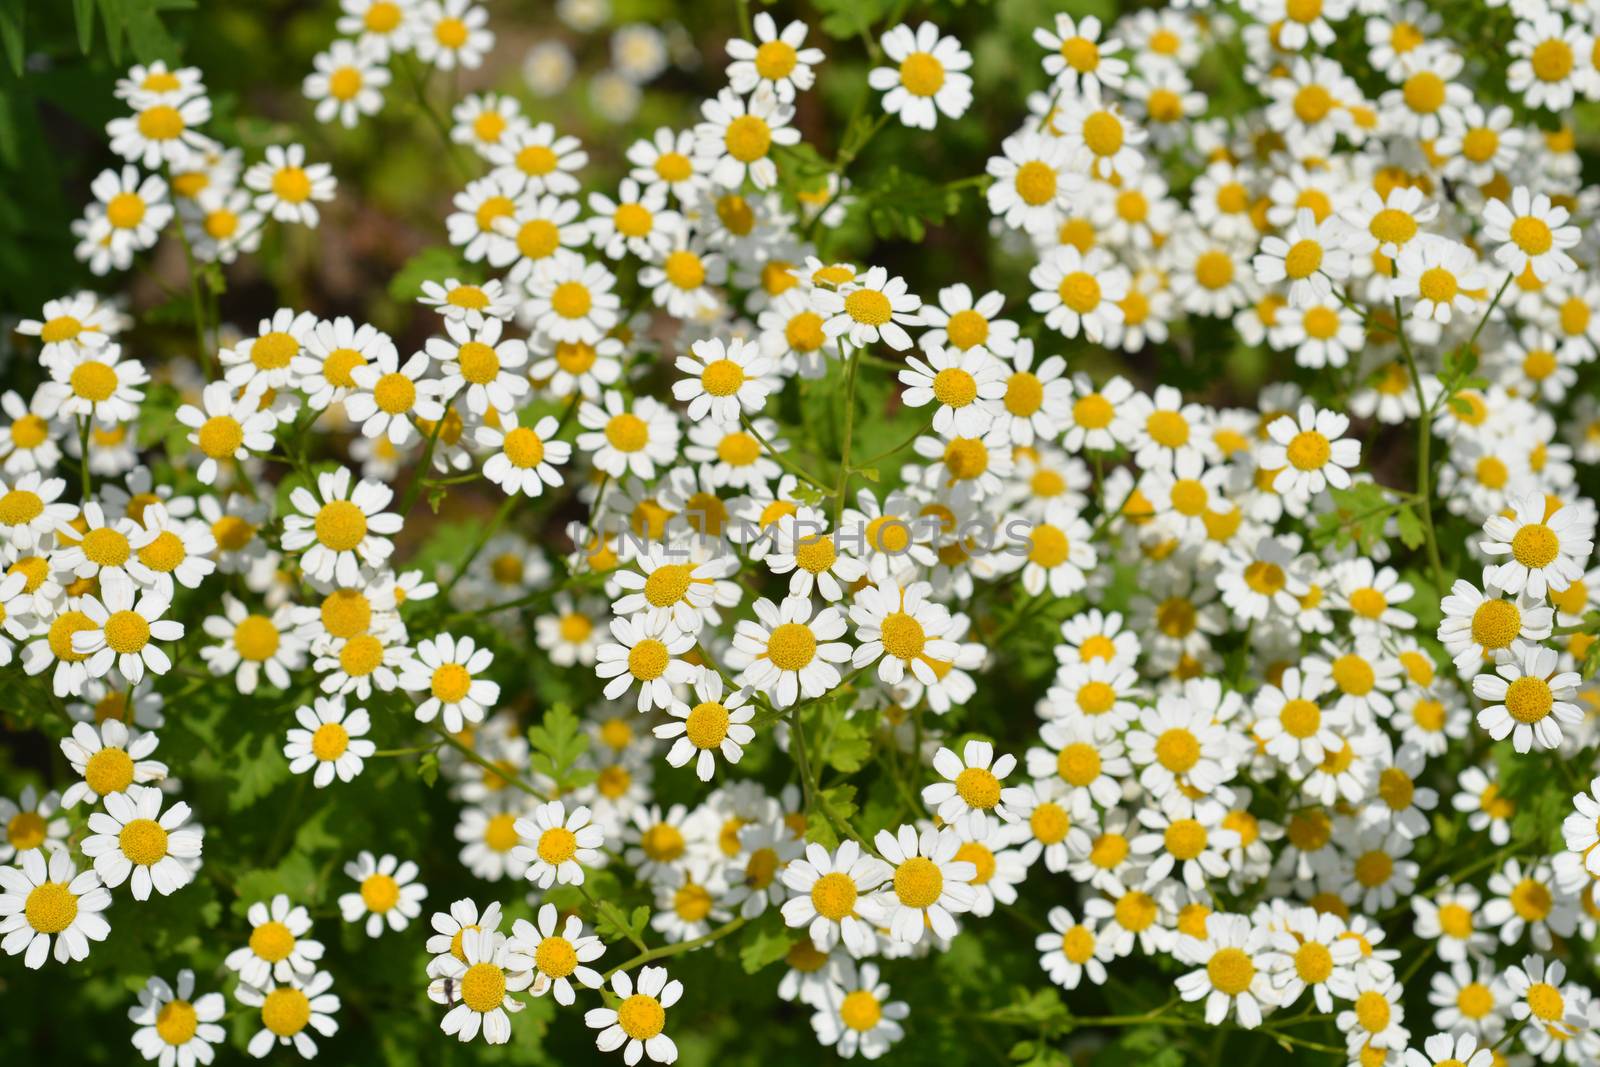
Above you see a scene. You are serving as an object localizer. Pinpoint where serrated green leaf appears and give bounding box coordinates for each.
[738,914,795,974]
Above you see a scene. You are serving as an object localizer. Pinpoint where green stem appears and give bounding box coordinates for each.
[399,387,464,514]
[578,880,649,953]
[429,721,545,799]
[739,413,828,491]
[833,343,861,526]
[1392,296,1447,594]
[77,414,92,498]
[601,916,747,979]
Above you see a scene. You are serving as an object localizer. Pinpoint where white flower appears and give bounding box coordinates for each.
[1472,644,1582,754]
[869,23,973,129]
[345,346,446,446]
[694,86,799,190]
[128,969,227,1067]
[513,903,605,1005]
[200,595,306,693]
[1029,246,1129,343]
[921,740,1022,835]
[401,632,501,733]
[74,571,184,684]
[1174,913,1276,1028]
[284,696,374,787]
[810,959,908,1060]
[414,0,494,70]
[303,40,390,127]
[426,927,531,1044]
[428,318,530,417]
[595,614,697,713]
[671,337,774,424]
[477,413,569,497]
[577,392,681,480]
[337,851,427,937]
[1482,186,1580,282]
[1480,490,1594,598]
[1257,403,1359,498]
[80,783,201,900]
[780,840,890,957]
[1436,568,1553,673]
[244,143,337,227]
[729,595,852,709]
[584,965,682,1065]
[0,848,111,968]
[237,970,340,1059]
[813,266,922,352]
[513,801,605,888]
[655,669,756,781]
[280,465,402,585]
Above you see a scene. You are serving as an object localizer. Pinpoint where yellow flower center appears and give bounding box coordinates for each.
[119,817,169,865]
[261,987,311,1037]
[360,871,400,912]
[1354,990,1391,1033]
[810,871,858,920]
[754,39,798,79]
[685,701,731,748]
[701,359,745,397]
[233,615,281,662]
[765,622,818,671]
[315,499,368,551]
[1207,947,1255,996]
[955,766,1001,809]
[1532,39,1575,81]
[893,855,943,908]
[24,880,78,933]
[1082,111,1124,157]
[271,167,312,203]
[550,281,593,319]
[154,1000,198,1046]
[1512,523,1560,568]
[898,52,945,96]
[1057,742,1102,785]
[617,994,667,1040]
[1164,817,1206,859]
[433,17,469,48]
[82,526,131,567]
[431,662,472,703]
[535,935,577,977]
[724,115,773,162]
[1294,941,1333,983]
[1193,250,1234,289]
[104,610,151,654]
[1283,239,1323,279]
[1505,675,1553,724]
[71,361,120,403]
[1155,728,1200,772]
[664,250,707,290]
[1527,981,1565,1020]
[1057,272,1102,314]
[311,722,349,761]
[879,612,926,660]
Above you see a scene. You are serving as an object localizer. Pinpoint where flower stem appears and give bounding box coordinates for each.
[601,915,746,980]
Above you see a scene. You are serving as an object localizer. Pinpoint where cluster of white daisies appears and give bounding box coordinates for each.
[7,0,1600,1064]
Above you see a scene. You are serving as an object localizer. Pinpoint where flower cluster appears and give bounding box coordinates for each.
[8,0,1600,1065]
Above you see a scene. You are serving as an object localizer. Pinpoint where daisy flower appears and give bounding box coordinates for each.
[1480,490,1594,598]
[1258,403,1359,498]
[344,346,445,446]
[1028,246,1129,343]
[107,95,213,169]
[283,696,374,787]
[849,580,960,687]
[1483,187,1580,283]
[1472,643,1582,753]
[729,595,851,709]
[584,965,682,1065]
[199,596,305,693]
[1340,827,1418,913]
[626,127,707,202]
[1484,859,1577,951]
[237,970,340,1060]
[303,40,389,128]
[1393,236,1487,324]
[655,670,756,781]
[1413,884,1494,963]
[1174,913,1276,1028]
[486,121,587,196]
[337,851,427,937]
[587,178,679,260]
[595,614,697,713]
[1436,568,1553,673]
[1060,374,1137,453]
[0,391,61,475]
[73,571,183,684]
[814,266,922,352]
[576,392,681,479]
[244,143,337,227]
[780,840,890,957]
[427,319,529,418]
[1332,973,1409,1053]
[128,968,226,1067]
[0,786,67,863]
[337,0,416,59]
[1503,954,1588,1041]
[1507,12,1588,110]
[1403,1033,1492,1067]
[174,382,276,486]
[812,959,908,1060]
[897,345,1006,437]
[280,465,402,585]
[671,336,773,424]
[509,800,603,889]
[869,23,973,129]
[514,903,605,1005]
[1253,207,1351,308]
[694,87,798,191]
[726,13,823,103]
[873,823,974,944]
[0,848,110,968]
[426,927,532,1044]
[1124,695,1234,800]
[80,783,201,901]
[1263,907,1361,1013]
[1035,905,1109,990]
[1130,801,1238,892]
[414,0,493,70]
[401,632,500,732]
[921,740,1021,835]
[477,413,569,498]
[1034,14,1125,94]
[986,131,1081,232]
[35,345,149,426]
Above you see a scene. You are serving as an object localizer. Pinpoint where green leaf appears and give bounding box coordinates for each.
[528,702,589,790]
[595,904,651,946]
[1394,505,1425,550]
[738,914,795,974]
[821,711,873,774]
[416,749,439,787]
[73,0,95,52]
[863,166,959,242]
[0,1,24,77]
[388,246,480,302]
